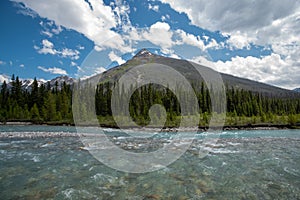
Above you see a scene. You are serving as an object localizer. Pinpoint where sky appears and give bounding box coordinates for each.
[0,0,299,89]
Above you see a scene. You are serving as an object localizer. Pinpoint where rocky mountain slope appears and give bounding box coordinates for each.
[98,49,298,98]
[6,75,74,91]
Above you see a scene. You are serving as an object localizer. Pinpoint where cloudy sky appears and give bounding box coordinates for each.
[0,0,299,89]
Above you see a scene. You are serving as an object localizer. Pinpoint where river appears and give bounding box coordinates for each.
[0,125,299,199]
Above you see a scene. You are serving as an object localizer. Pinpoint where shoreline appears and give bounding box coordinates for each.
[0,121,299,131]
[0,122,299,139]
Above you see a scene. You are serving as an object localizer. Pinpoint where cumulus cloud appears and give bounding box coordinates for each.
[36,39,80,60]
[160,0,300,50]
[13,0,131,52]
[191,53,300,90]
[108,51,126,65]
[174,29,219,51]
[160,0,298,32]
[40,20,63,38]
[143,22,174,49]
[60,48,80,60]
[148,4,159,12]
[38,39,56,55]
[70,61,77,67]
[14,1,37,18]
[38,66,68,75]
[15,0,221,56]
[226,31,254,50]
[126,21,217,53]
[161,0,300,89]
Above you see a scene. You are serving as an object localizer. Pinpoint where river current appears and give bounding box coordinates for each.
[0,125,299,199]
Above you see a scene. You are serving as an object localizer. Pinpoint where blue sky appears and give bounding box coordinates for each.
[0,0,299,89]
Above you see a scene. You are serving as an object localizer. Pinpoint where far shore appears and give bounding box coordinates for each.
[0,121,299,131]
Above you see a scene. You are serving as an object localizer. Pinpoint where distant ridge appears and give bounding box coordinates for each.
[99,48,298,98]
[6,75,74,91]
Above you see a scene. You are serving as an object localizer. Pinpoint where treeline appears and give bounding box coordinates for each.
[0,75,73,123]
[1,75,300,127]
[95,82,300,127]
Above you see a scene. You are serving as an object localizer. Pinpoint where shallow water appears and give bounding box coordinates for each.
[0,126,299,199]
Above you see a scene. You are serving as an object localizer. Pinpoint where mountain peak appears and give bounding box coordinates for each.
[134,48,154,58]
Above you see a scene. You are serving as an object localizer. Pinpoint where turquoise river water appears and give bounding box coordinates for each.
[0,125,299,199]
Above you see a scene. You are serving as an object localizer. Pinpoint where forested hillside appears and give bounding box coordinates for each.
[1,74,299,128]
[0,75,73,124]
[94,82,300,127]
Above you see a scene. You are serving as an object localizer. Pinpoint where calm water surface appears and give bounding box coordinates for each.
[0,125,299,199]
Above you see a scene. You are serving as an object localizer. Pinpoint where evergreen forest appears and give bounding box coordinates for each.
[1,75,300,128]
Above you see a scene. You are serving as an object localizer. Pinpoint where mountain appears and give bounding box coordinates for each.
[294,88,300,93]
[6,75,74,91]
[21,79,45,91]
[47,76,75,90]
[98,49,298,98]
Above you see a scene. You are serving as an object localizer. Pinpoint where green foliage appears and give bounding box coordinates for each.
[288,114,297,125]
[95,82,300,127]
[0,74,299,128]
[0,75,73,124]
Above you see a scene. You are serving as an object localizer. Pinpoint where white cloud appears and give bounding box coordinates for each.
[108,51,126,65]
[191,53,300,90]
[40,20,63,37]
[80,66,106,80]
[159,0,300,50]
[160,0,299,33]
[205,38,219,49]
[174,29,219,50]
[130,22,218,52]
[95,66,107,74]
[41,30,53,37]
[0,60,6,65]
[14,1,37,18]
[36,39,80,60]
[14,0,131,52]
[148,4,159,12]
[0,74,10,83]
[70,61,77,67]
[38,39,56,55]
[20,64,25,68]
[77,45,85,50]
[175,29,205,49]
[142,22,174,50]
[38,66,68,75]
[42,38,53,48]
[161,14,170,22]
[226,31,254,50]
[61,48,80,60]
[15,0,220,56]
[160,0,300,89]
[51,25,62,34]
[123,22,218,54]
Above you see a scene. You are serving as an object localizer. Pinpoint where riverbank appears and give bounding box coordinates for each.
[1,121,299,132]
